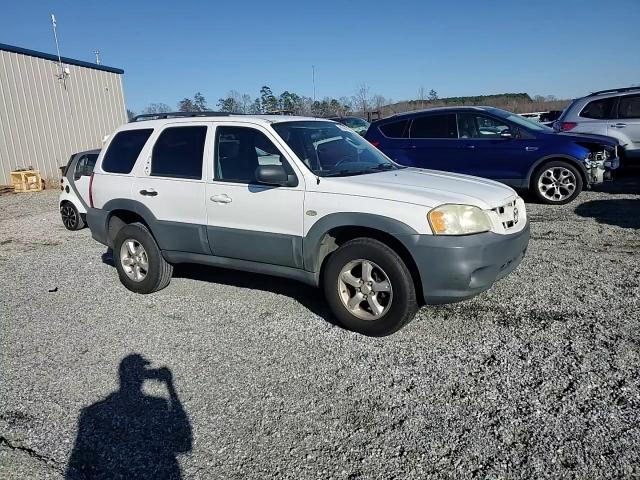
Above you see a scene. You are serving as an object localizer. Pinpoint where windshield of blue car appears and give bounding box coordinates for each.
[489,108,554,132]
[272,121,401,177]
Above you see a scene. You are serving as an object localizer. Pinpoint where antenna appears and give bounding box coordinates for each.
[94,50,101,65]
[50,13,69,86]
[312,65,316,103]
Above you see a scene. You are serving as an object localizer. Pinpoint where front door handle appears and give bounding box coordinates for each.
[611,123,627,128]
[139,189,158,197]
[210,194,232,204]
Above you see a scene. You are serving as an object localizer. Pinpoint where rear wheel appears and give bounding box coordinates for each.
[113,223,173,294]
[60,202,84,230]
[532,161,583,205]
[323,238,418,336]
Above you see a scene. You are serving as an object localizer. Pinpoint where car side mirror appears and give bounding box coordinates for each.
[255,164,291,187]
[500,128,514,139]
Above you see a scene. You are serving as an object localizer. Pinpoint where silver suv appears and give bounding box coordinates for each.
[555,87,640,163]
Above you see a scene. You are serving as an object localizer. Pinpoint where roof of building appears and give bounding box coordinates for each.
[0,42,124,74]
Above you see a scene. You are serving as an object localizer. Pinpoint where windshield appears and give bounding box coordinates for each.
[488,108,554,132]
[272,121,401,177]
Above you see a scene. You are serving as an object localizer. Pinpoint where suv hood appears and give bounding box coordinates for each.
[544,131,620,147]
[316,168,517,209]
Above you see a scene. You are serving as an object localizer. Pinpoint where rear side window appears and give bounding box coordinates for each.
[618,95,640,119]
[151,126,207,179]
[102,129,153,174]
[580,98,617,119]
[74,154,98,179]
[410,114,457,139]
[379,120,408,138]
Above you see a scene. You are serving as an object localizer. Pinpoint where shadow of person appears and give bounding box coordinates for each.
[65,354,192,480]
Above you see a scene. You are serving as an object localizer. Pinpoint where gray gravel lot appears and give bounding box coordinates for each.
[1,174,639,479]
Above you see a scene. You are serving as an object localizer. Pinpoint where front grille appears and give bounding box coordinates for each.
[492,200,520,231]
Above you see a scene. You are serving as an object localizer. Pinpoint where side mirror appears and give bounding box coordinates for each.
[500,128,514,139]
[255,164,290,186]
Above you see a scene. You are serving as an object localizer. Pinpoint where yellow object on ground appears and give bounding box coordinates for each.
[10,170,43,192]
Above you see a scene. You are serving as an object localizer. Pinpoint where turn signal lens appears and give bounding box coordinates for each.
[428,204,492,235]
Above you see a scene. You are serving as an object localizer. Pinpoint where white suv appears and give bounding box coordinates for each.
[555,87,640,163]
[86,112,529,336]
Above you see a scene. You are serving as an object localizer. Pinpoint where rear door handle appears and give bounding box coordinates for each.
[139,189,158,197]
[210,194,232,204]
[611,123,627,128]
[465,144,476,149]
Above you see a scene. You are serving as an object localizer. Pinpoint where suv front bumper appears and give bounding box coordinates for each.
[399,223,530,305]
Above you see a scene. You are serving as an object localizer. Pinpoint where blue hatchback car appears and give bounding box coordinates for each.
[365,106,620,204]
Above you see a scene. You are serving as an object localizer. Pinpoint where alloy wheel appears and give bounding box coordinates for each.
[337,259,393,321]
[120,239,149,282]
[61,205,77,229]
[537,167,577,202]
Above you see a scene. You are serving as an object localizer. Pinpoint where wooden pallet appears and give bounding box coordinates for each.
[10,170,43,192]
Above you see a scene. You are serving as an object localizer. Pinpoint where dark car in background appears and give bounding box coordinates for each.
[365,106,620,204]
[329,116,370,136]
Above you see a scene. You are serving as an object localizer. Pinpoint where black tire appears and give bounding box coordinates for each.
[60,202,85,230]
[531,160,583,205]
[323,238,418,336]
[113,222,173,294]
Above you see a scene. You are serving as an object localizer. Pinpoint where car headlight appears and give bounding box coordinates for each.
[427,204,492,235]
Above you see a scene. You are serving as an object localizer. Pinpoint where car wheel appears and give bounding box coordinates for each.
[532,161,583,205]
[323,238,418,336]
[60,202,84,230]
[113,222,173,294]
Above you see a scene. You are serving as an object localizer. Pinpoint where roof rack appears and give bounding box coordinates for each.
[130,111,238,122]
[588,86,640,97]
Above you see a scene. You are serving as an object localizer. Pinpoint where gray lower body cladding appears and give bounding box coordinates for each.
[87,207,529,305]
[398,223,530,304]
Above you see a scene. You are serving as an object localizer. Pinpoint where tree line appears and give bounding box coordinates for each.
[127,83,396,120]
[128,85,566,121]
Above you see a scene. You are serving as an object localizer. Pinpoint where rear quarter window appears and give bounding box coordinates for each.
[379,120,409,138]
[102,129,153,174]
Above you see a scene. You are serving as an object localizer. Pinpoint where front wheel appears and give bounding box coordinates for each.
[323,238,418,336]
[532,161,583,205]
[113,222,173,294]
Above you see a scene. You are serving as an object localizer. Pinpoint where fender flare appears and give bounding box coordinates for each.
[302,212,418,272]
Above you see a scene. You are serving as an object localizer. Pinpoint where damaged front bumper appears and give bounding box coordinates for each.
[584,145,619,185]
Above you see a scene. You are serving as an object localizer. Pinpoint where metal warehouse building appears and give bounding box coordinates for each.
[0,43,126,185]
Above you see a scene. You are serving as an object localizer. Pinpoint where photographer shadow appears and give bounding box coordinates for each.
[65,354,192,480]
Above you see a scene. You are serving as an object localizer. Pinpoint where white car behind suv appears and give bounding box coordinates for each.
[555,87,640,163]
[85,112,529,336]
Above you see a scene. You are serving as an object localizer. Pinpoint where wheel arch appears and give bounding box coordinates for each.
[304,214,424,303]
[102,199,156,247]
[526,155,588,189]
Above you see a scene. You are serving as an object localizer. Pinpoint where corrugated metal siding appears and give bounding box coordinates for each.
[0,49,126,184]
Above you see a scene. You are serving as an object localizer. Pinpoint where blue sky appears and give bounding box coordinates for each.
[2,0,639,112]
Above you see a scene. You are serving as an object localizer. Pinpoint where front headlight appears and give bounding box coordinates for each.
[427,204,492,235]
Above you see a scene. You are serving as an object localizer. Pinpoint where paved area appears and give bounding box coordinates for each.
[1,174,639,479]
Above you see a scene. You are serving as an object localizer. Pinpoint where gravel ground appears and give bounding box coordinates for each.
[1,174,639,479]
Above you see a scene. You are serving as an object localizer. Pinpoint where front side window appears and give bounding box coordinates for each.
[103,129,153,174]
[214,126,293,183]
[618,95,640,119]
[74,153,98,179]
[409,114,457,139]
[151,126,207,179]
[457,114,510,139]
[580,98,617,119]
[272,121,401,177]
